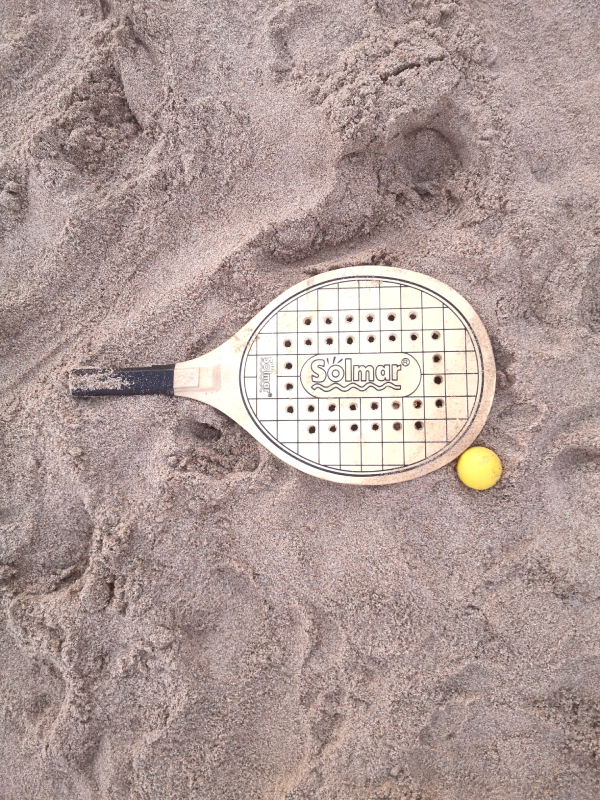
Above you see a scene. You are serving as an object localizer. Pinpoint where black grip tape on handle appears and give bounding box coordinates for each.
[70,365,175,397]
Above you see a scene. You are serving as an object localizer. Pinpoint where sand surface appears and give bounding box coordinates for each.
[1,1,600,798]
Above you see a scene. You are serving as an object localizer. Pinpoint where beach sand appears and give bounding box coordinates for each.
[1,1,600,798]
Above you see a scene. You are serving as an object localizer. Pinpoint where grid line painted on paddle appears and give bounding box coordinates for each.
[241,277,482,477]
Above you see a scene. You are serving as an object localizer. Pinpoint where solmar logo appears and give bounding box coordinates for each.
[259,357,273,396]
[300,353,422,399]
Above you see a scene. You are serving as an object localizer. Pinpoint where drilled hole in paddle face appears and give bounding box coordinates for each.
[350,424,358,432]
[284,339,292,348]
[432,331,440,340]
[393,422,402,431]
[286,406,294,413]
[305,338,312,346]
[392,401,400,410]
[372,423,380,431]
[389,334,397,342]
[326,337,334,345]
[371,402,379,410]
[328,404,336,412]
[413,400,422,409]
[307,404,315,412]
[434,375,443,385]
[388,313,396,321]
[285,383,293,390]
[329,425,337,433]
[346,315,354,323]
[415,421,423,430]
[433,354,442,363]
[436,399,444,408]
[285,362,292,370]
[325,316,333,325]
[346,336,354,345]
[304,317,312,326]
[410,333,418,341]
[409,312,417,320]
[308,425,316,434]
[350,403,357,411]
[367,335,375,343]
[367,314,374,322]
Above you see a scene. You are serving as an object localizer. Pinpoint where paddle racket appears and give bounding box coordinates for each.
[70,265,495,484]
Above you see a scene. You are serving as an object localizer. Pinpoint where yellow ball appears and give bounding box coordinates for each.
[456,446,502,490]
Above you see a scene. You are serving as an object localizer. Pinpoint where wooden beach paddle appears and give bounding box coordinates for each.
[70,265,495,485]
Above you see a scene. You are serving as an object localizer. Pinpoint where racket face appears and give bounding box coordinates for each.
[238,266,495,484]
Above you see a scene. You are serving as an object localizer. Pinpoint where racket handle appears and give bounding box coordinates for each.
[70,365,175,397]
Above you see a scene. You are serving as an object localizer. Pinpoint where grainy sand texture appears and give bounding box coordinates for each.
[2,1,600,798]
